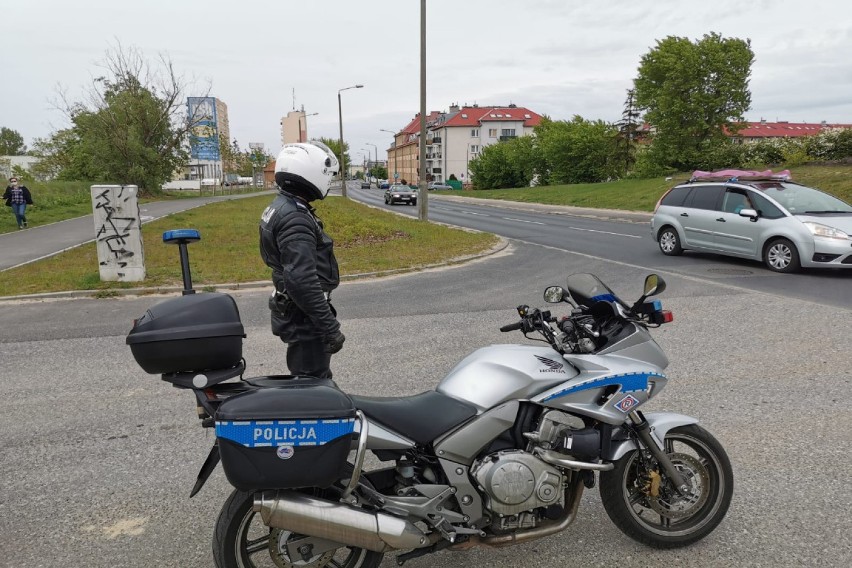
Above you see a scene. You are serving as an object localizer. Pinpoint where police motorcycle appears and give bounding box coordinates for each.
[127,231,733,568]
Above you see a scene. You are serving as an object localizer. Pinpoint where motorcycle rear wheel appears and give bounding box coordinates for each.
[213,488,384,568]
[599,424,733,548]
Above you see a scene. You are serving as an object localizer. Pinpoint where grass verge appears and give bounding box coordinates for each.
[436,164,852,211]
[0,180,260,235]
[0,195,498,297]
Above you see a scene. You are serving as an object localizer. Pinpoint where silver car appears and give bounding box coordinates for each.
[650,176,852,272]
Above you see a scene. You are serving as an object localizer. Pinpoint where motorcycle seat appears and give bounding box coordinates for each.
[349,391,477,446]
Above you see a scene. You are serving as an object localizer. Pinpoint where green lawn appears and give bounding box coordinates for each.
[0,195,498,297]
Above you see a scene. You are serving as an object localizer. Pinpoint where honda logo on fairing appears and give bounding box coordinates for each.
[535,355,565,373]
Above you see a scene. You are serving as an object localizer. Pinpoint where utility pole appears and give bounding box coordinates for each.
[418,0,428,220]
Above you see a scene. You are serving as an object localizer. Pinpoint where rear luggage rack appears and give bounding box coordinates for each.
[689,169,792,183]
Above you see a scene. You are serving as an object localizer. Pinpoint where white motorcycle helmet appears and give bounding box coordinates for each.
[274,140,340,201]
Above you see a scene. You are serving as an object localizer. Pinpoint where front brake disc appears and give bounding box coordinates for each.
[646,453,710,520]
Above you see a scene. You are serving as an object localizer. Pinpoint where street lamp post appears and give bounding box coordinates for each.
[338,84,364,198]
[360,148,370,183]
[366,142,378,180]
[379,129,398,180]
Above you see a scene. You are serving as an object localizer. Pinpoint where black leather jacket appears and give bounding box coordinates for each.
[259,190,340,342]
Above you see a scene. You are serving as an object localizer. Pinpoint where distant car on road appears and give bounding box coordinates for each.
[384,184,418,206]
[379,181,390,190]
[360,180,371,189]
[428,182,453,191]
[651,169,852,272]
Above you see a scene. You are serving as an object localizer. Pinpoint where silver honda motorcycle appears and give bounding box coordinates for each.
[127,236,733,568]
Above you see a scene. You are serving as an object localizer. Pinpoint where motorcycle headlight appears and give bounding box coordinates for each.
[803,222,849,240]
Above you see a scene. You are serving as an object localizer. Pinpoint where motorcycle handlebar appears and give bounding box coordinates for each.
[500,321,523,332]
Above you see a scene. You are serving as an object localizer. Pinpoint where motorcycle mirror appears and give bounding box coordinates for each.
[642,274,666,297]
[544,286,568,303]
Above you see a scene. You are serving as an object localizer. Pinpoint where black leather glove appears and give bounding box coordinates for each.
[323,330,346,354]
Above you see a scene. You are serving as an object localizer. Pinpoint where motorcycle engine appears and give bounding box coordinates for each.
[471,450,563,517]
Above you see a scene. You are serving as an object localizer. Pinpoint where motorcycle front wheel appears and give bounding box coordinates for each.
[599,424,733,548]
[212,489,384,568]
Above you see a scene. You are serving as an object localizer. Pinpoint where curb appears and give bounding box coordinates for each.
[0,236,510,303]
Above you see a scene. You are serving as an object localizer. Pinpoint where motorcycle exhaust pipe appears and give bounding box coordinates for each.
[253,491,431,553]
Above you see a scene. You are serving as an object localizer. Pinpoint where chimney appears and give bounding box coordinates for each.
[760,118,766,125]
[449,103,460,113]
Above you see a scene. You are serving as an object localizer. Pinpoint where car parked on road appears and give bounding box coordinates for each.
[379,181,390,190]
[384,184,418,206]
[428,182,453,191]
[650,170,852,272]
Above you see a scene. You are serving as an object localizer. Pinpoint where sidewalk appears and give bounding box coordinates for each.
[0,190,273,272]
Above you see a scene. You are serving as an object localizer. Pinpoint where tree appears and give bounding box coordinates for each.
[470,135,541,189]
[536,116,621,184]
[614,89,640,172]
[371,164,388,180]
[633,32,754,171]
[0,127,27,155]
[43,43,209,193]
[318,137,351,174]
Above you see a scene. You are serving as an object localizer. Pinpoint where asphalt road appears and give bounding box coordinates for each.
[1,232,850,567]
[350,186,852,310]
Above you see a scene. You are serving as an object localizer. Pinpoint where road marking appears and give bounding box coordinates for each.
[567,226,642,239]
[465,211,490,216]
[503,217,545,225]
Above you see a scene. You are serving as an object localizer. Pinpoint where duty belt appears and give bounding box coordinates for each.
[273,289,331,302]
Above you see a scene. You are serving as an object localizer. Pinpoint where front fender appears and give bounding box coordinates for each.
[604,412,698,462]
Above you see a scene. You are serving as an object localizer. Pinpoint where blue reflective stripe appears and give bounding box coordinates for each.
[162,229,201,242]
[542,372,665,402]
[215,418,355,447]
[590,293,619,303]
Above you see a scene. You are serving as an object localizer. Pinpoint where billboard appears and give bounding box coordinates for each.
[187,97,220,161]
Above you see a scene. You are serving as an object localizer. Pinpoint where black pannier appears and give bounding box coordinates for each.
[215,385,356,491]
[126,292,245,375]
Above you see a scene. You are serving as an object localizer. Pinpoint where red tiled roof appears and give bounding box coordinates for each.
[441,106,542,128]
[732,121,852,138]
[401,111,442,134]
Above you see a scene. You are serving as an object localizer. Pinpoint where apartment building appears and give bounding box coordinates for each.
[280,109,317,146]
[385,104,543,184]
[186,96,231,181]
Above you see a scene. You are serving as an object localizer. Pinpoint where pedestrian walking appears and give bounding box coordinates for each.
[259,140,345,379]
[3,177,34,229]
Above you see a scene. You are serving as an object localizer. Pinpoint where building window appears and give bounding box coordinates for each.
[471,128,479,137]
[488,129,497,137]
[470,145,479,153]
[501,129,516,137]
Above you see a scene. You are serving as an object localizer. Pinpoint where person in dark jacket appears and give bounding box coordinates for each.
[3,177,34,229]
[259,140,345,379]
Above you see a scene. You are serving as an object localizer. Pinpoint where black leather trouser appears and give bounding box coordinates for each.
[284,338,333,379]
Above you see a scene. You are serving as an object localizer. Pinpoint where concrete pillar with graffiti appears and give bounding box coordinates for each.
[91,185,146,281]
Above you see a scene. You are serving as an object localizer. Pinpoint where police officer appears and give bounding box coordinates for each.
[259,140,345,379]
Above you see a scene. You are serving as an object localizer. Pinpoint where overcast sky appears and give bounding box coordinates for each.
[3,0,851,161]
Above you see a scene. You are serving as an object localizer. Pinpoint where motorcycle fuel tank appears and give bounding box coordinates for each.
[436,344,579,411]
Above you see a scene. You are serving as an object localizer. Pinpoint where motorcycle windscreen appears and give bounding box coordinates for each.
[565,273,629,310]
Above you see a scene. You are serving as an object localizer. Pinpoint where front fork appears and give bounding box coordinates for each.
[627,411,689,494]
